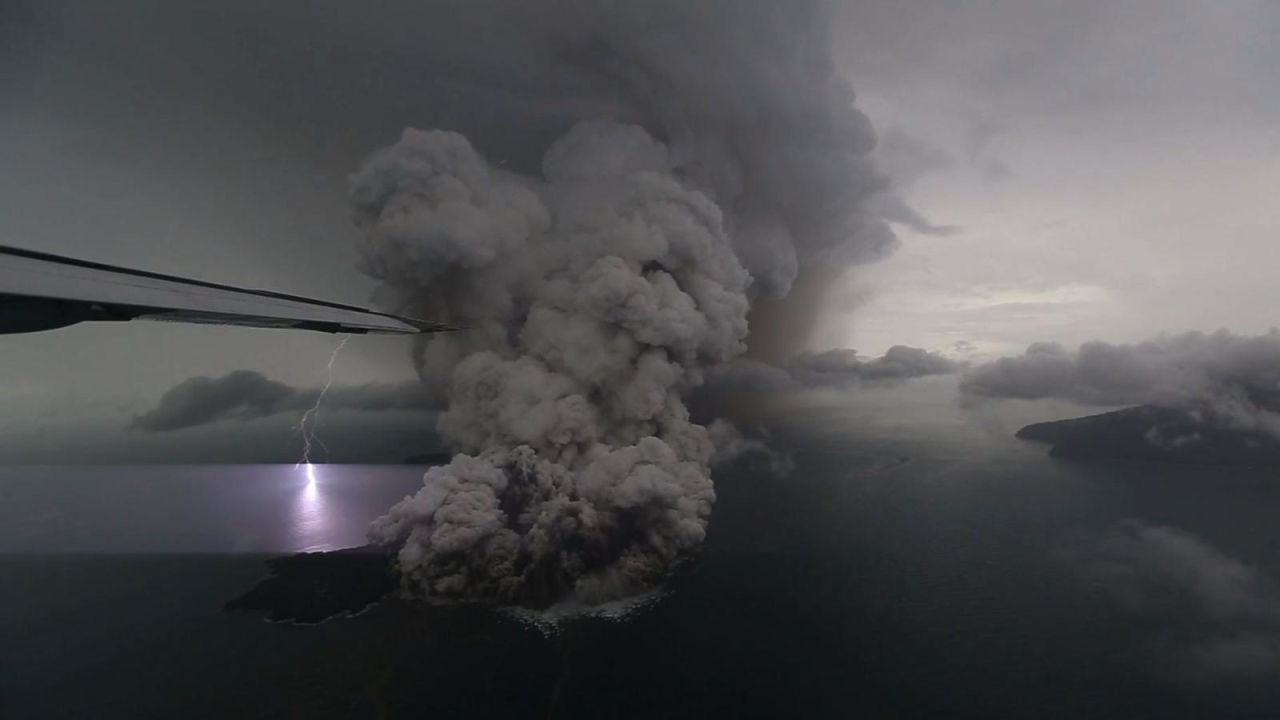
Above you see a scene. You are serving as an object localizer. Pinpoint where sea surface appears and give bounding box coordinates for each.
[4,406,1280,718]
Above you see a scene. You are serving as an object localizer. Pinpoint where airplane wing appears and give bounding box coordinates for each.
[0,245,450,335]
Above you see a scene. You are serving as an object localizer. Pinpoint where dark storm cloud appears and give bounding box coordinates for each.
[1065,521,1280,681]
[7,0,938,250]
[961,331,1280,421]
[6,0,942,331]
[5,0,607,167]
[132,370,430,432]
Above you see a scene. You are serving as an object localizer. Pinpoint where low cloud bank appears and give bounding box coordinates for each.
[788,345,962,386]
[962,330,1280,432]
[1066,520,1280,681]
[133,370,431,432]
[698,345,960,416]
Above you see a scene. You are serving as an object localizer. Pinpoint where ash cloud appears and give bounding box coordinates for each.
[706,419,795,479]
[361,122,742,608]
[866,128,961,237]
[864,191,960,238]
[133,371,430,432]
[875,127,955,188]
[961,330,1280,432]
[356,1,921,609]
[1066,521,1280,681]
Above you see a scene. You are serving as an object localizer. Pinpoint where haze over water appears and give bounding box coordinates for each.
[4,401,1280,718]
[0,464,424,555]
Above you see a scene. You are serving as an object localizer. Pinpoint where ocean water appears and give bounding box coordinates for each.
[3,409,1280,718]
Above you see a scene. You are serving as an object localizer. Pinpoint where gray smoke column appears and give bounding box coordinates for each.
[572,0,902,361]
[356,0,903,608]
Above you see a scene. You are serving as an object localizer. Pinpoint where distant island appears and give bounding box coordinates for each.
[1016,404,1280,466]
[226,545,398,624]
[403,451,452,466]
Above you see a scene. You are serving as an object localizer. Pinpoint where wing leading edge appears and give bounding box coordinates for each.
[0,245,449,335]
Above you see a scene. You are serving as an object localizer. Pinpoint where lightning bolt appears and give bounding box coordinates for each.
[296,334,351,480]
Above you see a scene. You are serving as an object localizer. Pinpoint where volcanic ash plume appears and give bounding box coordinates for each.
[353,1,902,609]
[358,123,747,607]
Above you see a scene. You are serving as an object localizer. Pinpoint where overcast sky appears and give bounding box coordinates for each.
[830,0,1280,359]
[3,0,1278,456]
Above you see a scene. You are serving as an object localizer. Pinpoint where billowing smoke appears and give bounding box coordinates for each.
[357,0,916,608]
[359,122,745,607]
[961,330,1280,433]
[706,419,795,478]
[133,370,430,432]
